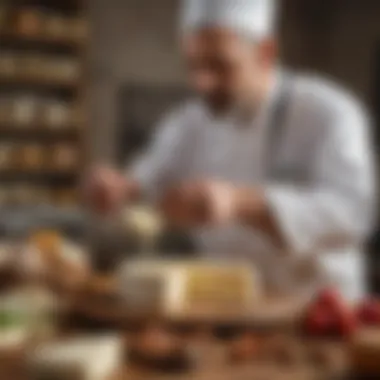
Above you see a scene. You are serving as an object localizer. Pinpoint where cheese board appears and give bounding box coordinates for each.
[69,259,308,331]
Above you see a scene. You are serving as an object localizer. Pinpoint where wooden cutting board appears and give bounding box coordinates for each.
[349,328,380,374]
[70,286,308,330]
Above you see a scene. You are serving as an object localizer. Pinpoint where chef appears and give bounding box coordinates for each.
[85,0,375,301]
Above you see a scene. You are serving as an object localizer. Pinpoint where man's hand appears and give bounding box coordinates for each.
[82,166,139,215]
[159,181,284,247]
[159,180,240,228]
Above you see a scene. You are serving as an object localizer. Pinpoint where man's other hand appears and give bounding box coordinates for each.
[82,166,139,215]
[159,180,239,228]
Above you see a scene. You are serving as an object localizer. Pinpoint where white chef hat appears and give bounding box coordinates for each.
[180,0,278,39]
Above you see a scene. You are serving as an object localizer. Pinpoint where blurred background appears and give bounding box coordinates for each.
[0,0,379,283]
[0,1,379,378]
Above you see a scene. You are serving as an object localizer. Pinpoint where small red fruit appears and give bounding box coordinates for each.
[315,288,344,309]
[304,306,335,336]
[356,298,380,326]
[303,288,358,338]
[338,313,357,338]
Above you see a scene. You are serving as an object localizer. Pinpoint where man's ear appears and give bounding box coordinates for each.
[258,38,278,67]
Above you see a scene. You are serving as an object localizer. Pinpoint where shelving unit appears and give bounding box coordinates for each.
[0,29,86,48]
[0,0,88,233]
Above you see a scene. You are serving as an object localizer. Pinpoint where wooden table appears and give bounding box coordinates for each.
[109,343,348,380]
[0,316,354,380]
[65,291,352,379]
[0,277,363,380]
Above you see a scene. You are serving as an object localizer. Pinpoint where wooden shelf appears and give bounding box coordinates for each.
[0,171,79,183]
[0,1,88,232]
[0,74,79,90]
[0,30,86,49]
[0,125,80,139]
[0,206,86,234]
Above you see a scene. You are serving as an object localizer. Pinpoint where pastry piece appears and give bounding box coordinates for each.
[228,334,260,364]
[28,335,122,380]
[27,231,89,291]
[128,326,193,373]
[261,335,306,367]
[307,342,346,374]
[30,230,62,255]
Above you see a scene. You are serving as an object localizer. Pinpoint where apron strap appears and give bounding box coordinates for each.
[266,73,294,179]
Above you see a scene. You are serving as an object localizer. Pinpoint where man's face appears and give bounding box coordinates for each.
[182,28,272,113]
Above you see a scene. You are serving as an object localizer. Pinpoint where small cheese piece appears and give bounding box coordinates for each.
[122,205,163,248]
[29,335,122,380]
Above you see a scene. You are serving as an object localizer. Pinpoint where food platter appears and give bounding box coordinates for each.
[1,236,380,379]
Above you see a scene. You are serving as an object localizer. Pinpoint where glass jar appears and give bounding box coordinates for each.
[12,95,39,126]
[0,143,15,171]
[18,144,45,171]
[70,17,88,41]
[15,8,44,37]
[43,100,70,128]
[0,53,17,77]
[44,14,67,38]
[0,96,12,123]
[50,144,78,171]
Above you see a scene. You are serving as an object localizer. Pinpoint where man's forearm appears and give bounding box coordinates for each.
[234,187,286,249]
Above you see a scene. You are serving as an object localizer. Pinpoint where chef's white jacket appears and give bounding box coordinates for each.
[131,72,376,301]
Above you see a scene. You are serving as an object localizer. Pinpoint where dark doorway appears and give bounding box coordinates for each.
[368,45,380,294]
[116,84,189,166]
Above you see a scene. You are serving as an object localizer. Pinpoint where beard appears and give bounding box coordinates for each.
[202,92,234,115]
[203,91,260,121]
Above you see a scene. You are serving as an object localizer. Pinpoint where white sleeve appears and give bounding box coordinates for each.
[266,100,376,254]
[129,108,191,202]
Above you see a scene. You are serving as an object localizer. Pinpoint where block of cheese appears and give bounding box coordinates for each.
[28,335,122,380]
[118,260,261,316]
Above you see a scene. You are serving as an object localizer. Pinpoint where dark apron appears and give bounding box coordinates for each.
[265,73,293,179]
